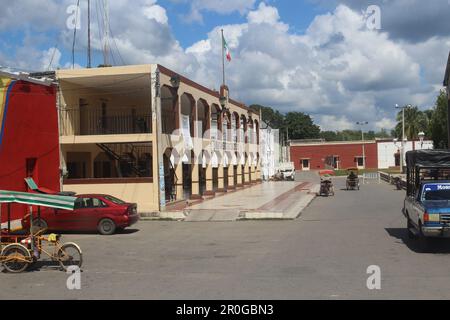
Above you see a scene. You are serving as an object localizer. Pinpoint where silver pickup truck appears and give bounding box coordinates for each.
[403,150,450,251]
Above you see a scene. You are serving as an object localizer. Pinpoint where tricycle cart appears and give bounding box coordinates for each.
[346,168,360,190]
[0,190,82,273]
[318,170,335,196]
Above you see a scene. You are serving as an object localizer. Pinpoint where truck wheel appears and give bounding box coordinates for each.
[407,219,416,239]
[417,223,431,253]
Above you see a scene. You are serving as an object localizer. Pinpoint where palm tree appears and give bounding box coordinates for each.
[394,105,428,140]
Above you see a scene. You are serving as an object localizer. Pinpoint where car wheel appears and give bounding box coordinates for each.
[98,218,116,235]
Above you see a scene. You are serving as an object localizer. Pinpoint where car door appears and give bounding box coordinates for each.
[53,198,84,231]
[80,197,108,230]
[412,187,424,227]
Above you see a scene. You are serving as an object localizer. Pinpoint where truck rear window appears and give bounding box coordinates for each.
[424,190,450,201]
[422,184,450,201]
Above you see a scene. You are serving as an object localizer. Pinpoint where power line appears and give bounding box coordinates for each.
[71,0,81,69]
[109,24,126,65]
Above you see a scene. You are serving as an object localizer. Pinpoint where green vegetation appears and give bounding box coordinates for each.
[250,105,392,141]
[391,90,448,148]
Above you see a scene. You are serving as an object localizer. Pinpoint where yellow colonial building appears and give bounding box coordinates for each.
[56,64,261,212]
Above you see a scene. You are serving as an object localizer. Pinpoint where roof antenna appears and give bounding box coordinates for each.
[102,0,110,66]
[87,0,91,68]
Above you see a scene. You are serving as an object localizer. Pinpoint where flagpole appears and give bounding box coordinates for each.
[221,29,225,86]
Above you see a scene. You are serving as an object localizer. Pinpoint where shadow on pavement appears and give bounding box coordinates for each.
[41,228,140,236]
[386,228,450,254]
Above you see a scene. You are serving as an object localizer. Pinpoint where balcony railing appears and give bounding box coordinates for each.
[60,109,152,136]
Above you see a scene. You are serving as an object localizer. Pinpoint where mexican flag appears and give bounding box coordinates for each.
[223,36,231,62]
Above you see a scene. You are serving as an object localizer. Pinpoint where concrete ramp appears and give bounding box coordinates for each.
[182,181,319,221]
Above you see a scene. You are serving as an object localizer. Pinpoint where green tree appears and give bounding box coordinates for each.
[284,112,321,140]
[430,90,448,149]
[394,105,428,140]
[249,104,284,129]
[320,131,339,141]
[375,128,392,139]
[338,130,363,141]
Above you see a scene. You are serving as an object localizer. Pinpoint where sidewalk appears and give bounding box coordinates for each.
[145,181,319,222]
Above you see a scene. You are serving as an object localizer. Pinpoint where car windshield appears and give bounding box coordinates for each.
[103,195,126,204]
[422,184,450,201]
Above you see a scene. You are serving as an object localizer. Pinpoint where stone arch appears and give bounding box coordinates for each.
[197,99,210,139]
[254,119,260,145]
[231,112,239,143]
[211,104,221,140]
[240,114,247,143]
[180,93,196,138]
[247,116,254,144]
[222,110,231,142]
[163,147,177,202]
[161,85,177,134]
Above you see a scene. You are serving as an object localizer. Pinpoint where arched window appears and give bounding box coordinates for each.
[211,104,221,140]
[240,115,246,143]
[231,113,238,143]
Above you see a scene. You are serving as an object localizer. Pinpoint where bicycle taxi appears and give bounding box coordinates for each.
[0,190,82,273]
[319,170,335,196]
[345,167,360,190]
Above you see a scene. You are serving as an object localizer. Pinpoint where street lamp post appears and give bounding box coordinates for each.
[418,131,425,149]
[395,104,411,174]
[356,121,369,169]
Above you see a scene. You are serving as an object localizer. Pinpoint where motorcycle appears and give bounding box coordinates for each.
[394,176,402,190]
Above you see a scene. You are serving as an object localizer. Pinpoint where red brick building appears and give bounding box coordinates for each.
[290,140,378,171]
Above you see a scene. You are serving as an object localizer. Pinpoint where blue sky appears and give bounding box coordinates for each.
[163,0,325,48]
[1,0,450,131]
[39,0,328,68]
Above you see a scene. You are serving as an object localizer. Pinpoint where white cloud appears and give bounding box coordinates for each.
[183,0,257,23]
[0,1,447,132]
[247,2,280,25]
[143,2,169,25]
[40,47,62,71]
[182,3,444,131]
[316,115,354,131]
[374,118,397,131]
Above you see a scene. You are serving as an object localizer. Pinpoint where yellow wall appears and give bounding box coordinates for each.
[63,183,157,212]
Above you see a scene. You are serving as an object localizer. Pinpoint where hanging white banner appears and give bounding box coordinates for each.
[181,115,193,149]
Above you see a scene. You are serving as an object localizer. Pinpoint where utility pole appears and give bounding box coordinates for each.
[87,0,91,68]
[395,104,410,173]
[356,122,368,168]
[152,67,165,211]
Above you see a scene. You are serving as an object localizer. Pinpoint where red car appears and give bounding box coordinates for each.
[22,194,139,235]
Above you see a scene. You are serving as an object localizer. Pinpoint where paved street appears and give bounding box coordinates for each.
[3,178,450,299]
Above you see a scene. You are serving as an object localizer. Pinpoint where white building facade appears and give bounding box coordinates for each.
[377,140,434,169]
[260,123,280,181]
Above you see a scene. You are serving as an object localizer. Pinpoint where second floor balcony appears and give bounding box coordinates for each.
[60,108,152,136]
